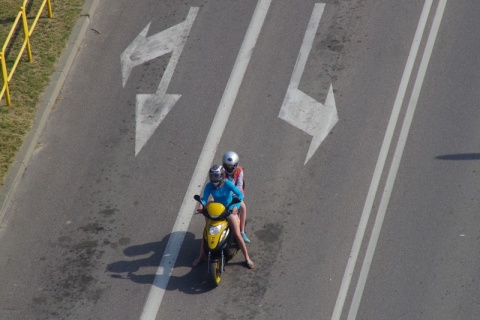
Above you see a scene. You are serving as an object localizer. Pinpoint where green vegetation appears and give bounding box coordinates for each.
[0,0,84,185]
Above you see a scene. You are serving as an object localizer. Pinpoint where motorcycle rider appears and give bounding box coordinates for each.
[222,151,250,243]
[193,165,255,269]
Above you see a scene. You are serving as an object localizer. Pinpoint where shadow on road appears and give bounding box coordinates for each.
[436,153,480,160]
[106,231,216,294]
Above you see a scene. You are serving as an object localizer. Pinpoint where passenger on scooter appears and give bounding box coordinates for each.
[193,165,255,269]
[222,151,250,243]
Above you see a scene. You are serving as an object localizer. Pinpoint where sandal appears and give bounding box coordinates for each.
[192,257,205,267]
[246,260,255,269]
[241,232,250,243]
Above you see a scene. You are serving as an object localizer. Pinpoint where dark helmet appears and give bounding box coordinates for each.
[222,151,239,175]
[209,165,225,187]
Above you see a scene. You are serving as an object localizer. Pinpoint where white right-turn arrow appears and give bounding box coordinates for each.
[278,3,338,164]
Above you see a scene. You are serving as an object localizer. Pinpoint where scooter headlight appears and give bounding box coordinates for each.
[209,225,222,236]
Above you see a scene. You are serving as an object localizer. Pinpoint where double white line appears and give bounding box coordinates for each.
[331,1,447,319]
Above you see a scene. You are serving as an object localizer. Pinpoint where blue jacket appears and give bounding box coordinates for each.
[201,180,244,209]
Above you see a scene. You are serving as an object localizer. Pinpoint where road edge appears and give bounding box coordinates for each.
[0,0,101,226]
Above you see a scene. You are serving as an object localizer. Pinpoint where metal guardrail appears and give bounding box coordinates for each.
[0,0,53,105]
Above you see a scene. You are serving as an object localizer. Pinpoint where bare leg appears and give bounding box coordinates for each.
[227,214,254,268]
[239,202,247,233]
[198,240,205,259]
[193,217,207,266]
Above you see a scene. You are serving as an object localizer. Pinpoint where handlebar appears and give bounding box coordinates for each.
[193,195,241,220]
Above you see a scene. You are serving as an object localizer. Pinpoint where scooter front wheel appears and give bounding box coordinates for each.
[209,259,222,287]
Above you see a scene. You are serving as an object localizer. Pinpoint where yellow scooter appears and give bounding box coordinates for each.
[194,195,241,287]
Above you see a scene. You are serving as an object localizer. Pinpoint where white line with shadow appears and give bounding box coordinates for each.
[139,1,272,319]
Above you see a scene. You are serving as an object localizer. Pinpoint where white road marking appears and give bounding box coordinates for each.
[347,1,447,318]
[139,1,272,319]
[133,8,198,156]
[331,1,435,319]
[278,3,338,164]
[121,10,197,87]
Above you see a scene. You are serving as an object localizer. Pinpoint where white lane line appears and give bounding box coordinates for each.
[347,1,447,318]
[139,1,272,319]
[331,1,434,319]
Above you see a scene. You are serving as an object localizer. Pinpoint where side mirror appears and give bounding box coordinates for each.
[194,195,201,202]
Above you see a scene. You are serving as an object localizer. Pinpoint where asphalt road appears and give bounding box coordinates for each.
[0,0,478,319]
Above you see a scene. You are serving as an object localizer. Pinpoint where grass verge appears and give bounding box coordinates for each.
[0,0,84,186]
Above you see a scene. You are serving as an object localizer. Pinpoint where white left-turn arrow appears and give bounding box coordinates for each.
[278,3,338,164]
[121,7,199,156]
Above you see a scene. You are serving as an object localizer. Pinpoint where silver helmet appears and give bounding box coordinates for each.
[222,151,239,174]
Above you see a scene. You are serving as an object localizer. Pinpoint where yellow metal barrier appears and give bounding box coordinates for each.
[0,0,53,106]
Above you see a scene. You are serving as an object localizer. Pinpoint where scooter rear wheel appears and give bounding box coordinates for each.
[209,260,222,287]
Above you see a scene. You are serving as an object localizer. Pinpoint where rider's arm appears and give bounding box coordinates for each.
[200,183,213,206]
[235,169,244,192]
[225,180,244,201]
